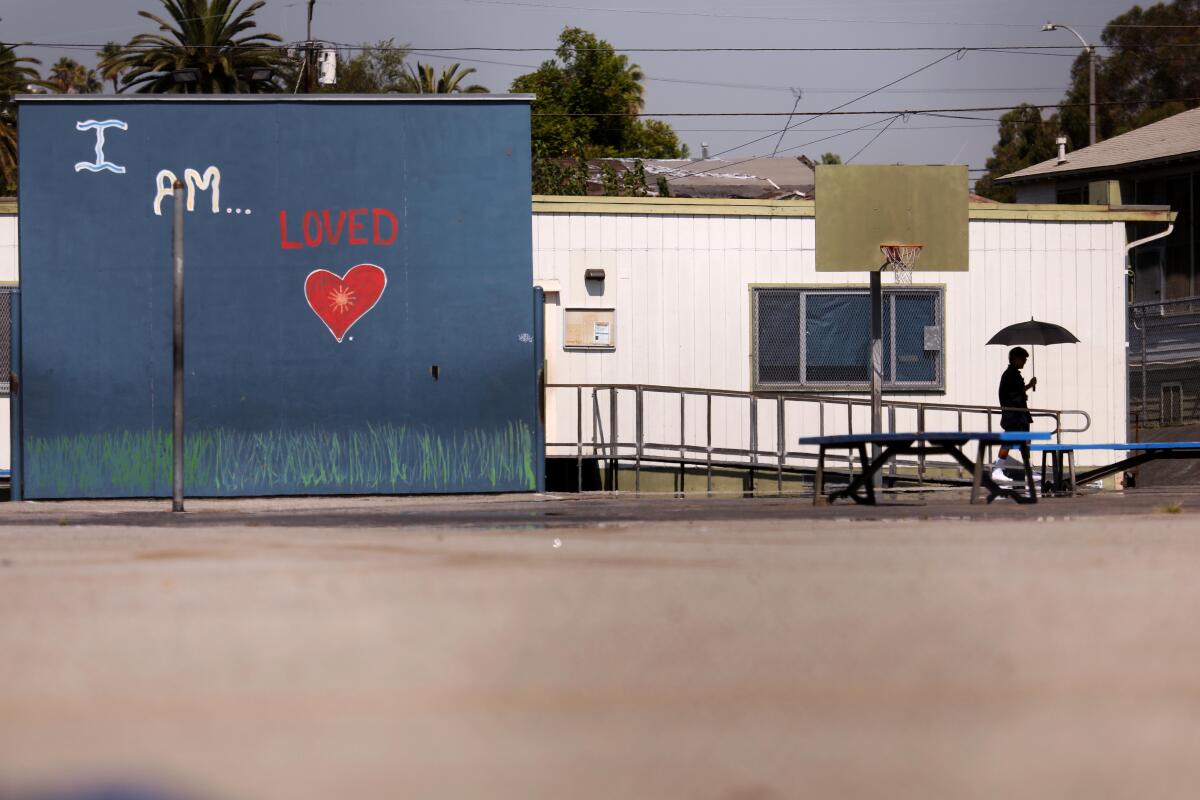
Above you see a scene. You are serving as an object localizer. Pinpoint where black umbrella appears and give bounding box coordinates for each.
[986,318,1080,391]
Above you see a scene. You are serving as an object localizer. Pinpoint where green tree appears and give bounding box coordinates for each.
[625,119,690,159]
[819,152,842,165]
[512,27,685,159]
[0,44,42,193]
[100,0,291,93]
[47,58,102,94]
[1059,0,1200,147]
[974,104,1062,202]
[322,40,414,93]
[97,42,126,92]
[407,62,488,94]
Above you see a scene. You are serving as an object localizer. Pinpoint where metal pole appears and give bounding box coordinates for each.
[305,0,317,93]
[576,387,582,492]
[678,392,686,497]
[610,388,618,493]
[1088,47,1097,146]
[635,387,643,493]
[172,181,185,512]
[706,393,713,496]
[776,397,784,495]
[870,270,883,487]
[1141,311,1148,430]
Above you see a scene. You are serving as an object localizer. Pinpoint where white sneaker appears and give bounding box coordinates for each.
[991,467,1012,484]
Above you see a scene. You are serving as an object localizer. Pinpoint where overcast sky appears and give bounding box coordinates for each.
[1,0,1144,177]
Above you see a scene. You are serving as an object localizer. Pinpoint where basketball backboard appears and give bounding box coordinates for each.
[814,164,969,272]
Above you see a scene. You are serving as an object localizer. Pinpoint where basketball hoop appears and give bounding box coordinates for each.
[880,243,922,285]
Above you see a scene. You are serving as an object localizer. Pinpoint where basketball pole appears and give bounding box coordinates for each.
[870,268,883,486]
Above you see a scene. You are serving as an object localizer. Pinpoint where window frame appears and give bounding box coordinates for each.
[751,284,946,394]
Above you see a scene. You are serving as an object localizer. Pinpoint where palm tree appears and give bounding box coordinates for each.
[47,58,102,94]
[97,43,125,92]
[0,44,43,193]
[406,62,488,94]
[103,0,289,93]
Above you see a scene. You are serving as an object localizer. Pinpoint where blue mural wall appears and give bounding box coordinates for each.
[16,97,537,499]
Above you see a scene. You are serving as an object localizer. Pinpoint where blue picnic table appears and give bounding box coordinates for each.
[1032,441,1200,495]
[797,431,1053,506]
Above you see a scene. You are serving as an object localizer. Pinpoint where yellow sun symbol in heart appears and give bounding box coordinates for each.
[328,284,357,314]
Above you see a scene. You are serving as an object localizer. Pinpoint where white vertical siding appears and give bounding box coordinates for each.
[535,209,1131,467]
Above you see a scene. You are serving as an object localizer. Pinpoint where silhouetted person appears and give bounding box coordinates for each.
[992,346,1036,483]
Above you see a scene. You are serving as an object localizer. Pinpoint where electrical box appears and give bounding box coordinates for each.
[564,308,615,350]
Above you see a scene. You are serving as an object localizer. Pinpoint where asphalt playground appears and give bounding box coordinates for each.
[3,488,1200,800]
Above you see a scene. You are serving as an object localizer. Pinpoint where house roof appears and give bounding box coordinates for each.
[645,156,815,199]
[588,156,815,199]
[998,106,1200,184]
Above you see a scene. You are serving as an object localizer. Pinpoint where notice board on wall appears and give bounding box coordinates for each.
[15,96,538,499]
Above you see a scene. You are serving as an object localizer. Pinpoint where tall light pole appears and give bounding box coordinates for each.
[1044,22,1096,146]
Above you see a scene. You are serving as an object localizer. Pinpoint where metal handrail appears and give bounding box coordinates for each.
[546,382,1092,495]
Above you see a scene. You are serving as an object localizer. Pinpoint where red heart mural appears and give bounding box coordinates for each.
[304,264,388,343]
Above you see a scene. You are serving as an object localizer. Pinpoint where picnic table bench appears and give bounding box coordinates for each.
[1032,441,1200,495]
[798,431,1053,506]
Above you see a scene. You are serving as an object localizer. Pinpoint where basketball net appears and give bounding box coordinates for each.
[880,243,922,285]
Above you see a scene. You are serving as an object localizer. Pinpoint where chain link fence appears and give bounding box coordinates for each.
[753,287,944,393]
[0,286,11,396]
[1129,297,1200,430]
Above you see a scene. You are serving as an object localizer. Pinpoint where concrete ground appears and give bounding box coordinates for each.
[3,489,1200,800]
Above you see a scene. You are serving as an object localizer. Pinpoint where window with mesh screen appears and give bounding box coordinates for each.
[753,287,944,392]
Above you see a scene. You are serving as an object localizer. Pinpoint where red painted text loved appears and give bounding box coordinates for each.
[280,208,399,250]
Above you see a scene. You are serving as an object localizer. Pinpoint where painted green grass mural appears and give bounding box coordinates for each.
[24,422,537,497]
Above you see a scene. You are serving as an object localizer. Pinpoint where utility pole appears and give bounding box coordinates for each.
[305,0,317,93]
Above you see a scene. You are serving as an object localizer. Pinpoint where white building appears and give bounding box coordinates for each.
[532,195,1175,473]
[0,196,1176,478]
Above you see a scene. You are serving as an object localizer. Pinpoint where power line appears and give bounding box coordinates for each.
[467,0,1200,32]
[402,48,1067,96]
[533,97,1200,117]
[462,0,1086,29]
[699,49,965,167]
[5,40,1192,53]
[671,124,1000,132]
[845,116,900,164]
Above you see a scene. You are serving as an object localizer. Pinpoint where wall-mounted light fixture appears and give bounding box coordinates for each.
[584,268,606,281]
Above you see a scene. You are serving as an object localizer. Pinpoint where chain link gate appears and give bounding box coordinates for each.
[1129,297,1200,432]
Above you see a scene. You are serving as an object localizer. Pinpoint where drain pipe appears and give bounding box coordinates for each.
[1126,219,1175,308]
[1125,221,1175,452]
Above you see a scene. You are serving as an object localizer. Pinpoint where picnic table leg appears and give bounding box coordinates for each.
[971,442,986,504]
[830,444,900,505]
[1020,444,1037,504]
[1068,449,1077,496]
[813,446,827,507]
[859,444,876,505]
[1040,450,1048,494]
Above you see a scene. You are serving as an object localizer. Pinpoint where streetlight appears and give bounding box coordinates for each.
[1043,21,1096,146]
